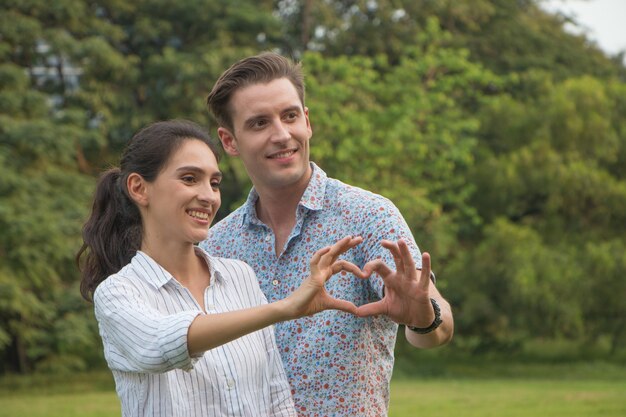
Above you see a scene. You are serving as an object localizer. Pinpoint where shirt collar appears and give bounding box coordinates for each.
[240,162,327,227]
[133,248,224,289]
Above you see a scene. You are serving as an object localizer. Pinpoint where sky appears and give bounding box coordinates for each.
[541,0,626,59]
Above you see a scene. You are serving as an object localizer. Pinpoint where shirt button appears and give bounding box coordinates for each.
[226,379,235,389]
[265,235,271,242]
[206,304,215,311]
[272,279,279,286]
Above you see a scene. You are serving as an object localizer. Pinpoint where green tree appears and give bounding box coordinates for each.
[0,65,98,372]
[580,240,626,355]
[2,0,626,373]
[277,0,624,80]
[445,219,584,353]
[0,0,282,373]
[302,21,501,260]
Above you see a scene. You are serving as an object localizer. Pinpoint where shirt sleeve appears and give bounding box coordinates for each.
[358,196,422,298]
[94,276,203,373]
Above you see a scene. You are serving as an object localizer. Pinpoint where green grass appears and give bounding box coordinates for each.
[389,379,626,417]
[0,363,625,417]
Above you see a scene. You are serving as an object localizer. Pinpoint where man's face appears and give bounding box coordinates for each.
[217,78,313,193]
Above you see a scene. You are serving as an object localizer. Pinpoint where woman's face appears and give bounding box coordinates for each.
[140,139,222,245]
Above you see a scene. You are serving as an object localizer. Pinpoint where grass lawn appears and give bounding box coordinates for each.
[0,362,625,417]
[389,379,626,417]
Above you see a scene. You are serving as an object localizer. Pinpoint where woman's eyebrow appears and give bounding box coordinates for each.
[175,166,223,178]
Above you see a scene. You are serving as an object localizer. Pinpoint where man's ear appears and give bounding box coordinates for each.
[217,127,239,156]
[127,173,149,207]
[304,106,313,134]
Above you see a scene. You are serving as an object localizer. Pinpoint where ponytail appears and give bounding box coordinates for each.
[77,168,142,301]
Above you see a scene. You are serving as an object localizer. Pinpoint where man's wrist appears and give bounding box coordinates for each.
[407,298,442,334]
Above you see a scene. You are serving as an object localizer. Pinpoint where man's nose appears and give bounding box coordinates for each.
[269,119,290,143]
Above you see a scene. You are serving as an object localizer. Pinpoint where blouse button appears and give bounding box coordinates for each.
[272,279,279,286]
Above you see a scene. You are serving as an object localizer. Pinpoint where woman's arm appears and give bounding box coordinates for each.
[187,236,364,355]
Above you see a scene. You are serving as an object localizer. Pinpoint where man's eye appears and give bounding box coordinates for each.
[252,120,267,129]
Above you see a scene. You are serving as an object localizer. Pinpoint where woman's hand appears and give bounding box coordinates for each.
[284,236,365,319]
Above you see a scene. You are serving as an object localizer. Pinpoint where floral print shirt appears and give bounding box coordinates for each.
[202,163,422,417]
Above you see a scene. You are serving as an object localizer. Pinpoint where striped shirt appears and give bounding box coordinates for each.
[94,248,296,417]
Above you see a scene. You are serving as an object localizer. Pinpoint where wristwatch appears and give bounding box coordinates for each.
[407,298,442,334]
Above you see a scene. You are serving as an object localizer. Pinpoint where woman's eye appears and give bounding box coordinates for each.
[182,175,196,183]
[211,181,221,189]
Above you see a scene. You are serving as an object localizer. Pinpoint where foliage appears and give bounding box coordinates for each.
[0,0,625,373]
[0,0,280,372]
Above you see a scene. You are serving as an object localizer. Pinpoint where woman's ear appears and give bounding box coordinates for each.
[217,127,239,156]
[126,173,149,207]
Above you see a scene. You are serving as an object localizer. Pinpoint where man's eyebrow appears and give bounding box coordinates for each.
[243,114,267,127]
[243,105,303,126]
[282,105,302,113]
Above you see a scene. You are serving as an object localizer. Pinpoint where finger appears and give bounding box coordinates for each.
[418,252,432,291]
[331,260,368,278]
[329,236,362,258]
[397,239,417,280]
[381,240,405,274]
[320,236,362,267]
[310,246,332,269]
[362,258,393,279]
[324,297,358,315]
[355,300,387,318]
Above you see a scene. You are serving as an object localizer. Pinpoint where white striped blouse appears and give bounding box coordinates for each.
[93,248,296,417]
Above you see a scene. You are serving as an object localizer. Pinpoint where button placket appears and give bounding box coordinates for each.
[226,378,235,390]
[204,282,215,313]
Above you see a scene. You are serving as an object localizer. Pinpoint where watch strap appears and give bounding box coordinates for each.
[407,298,442,334]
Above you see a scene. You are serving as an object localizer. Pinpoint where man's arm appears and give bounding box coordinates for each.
[404,277,454,349]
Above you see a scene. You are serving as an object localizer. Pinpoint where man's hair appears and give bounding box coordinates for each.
[207,52,305,131]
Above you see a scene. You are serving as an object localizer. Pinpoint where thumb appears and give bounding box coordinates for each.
[355,300,387,318]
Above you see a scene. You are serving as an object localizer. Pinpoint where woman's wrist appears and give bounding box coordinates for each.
[271,297,297,322]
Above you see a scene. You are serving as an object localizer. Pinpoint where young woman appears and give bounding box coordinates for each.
[77,119,363,417]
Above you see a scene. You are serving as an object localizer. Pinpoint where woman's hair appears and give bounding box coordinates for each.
[77,119,220,301]
[206,52,305,131]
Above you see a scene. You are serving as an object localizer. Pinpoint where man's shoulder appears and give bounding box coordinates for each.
[324,175,397,212]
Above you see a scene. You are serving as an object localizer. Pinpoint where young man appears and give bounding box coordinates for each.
[201,52,454,416]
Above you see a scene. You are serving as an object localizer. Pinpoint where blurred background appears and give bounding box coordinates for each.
[0,0,625,415]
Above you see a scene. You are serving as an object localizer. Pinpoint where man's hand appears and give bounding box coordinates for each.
[355,239,436,328]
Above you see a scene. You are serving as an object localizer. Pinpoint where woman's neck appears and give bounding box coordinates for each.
[141,239,203,285]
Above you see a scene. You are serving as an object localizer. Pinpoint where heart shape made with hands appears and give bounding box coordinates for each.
[315,237,435,327]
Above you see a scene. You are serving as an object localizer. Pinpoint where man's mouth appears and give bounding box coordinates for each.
[268,149,297,159]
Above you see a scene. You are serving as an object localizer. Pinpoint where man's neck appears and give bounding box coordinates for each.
[253,171,312,255]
